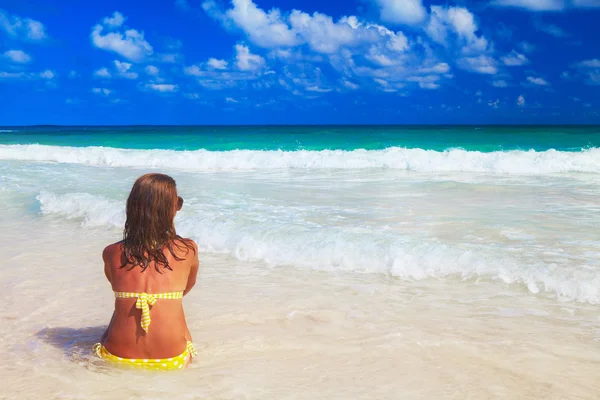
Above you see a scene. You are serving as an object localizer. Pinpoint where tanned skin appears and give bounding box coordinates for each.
[100,186,199,366]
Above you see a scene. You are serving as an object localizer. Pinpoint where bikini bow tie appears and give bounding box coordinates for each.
[135,293,157,332]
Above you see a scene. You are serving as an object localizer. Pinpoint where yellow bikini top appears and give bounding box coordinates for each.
[114,291,183,333]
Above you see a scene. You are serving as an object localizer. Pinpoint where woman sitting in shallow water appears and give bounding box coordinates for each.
[94,173,199,370]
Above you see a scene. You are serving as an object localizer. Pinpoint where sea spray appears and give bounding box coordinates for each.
[36,190,600,304]
[3,144,600,174]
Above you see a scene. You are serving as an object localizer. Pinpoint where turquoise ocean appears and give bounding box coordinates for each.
[1,125,599,151]
[2,125,600,303]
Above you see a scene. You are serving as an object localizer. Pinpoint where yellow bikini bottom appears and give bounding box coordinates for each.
[93,341,197,371]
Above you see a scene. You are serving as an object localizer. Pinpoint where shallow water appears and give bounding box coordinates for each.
[2,206,600,399]
[3,160,600,303]
[2,126,600,398]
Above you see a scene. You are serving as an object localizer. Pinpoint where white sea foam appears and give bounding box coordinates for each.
[37,191,125,227]
[2,144,600,174]
[35,190,600,304]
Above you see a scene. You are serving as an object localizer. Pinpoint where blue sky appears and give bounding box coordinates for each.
[0,0,598,125]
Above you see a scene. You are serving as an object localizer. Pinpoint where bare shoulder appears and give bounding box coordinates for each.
[102,241,124,261]
[173,237,198,259]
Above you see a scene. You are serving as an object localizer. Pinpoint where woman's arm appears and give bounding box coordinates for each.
[102,246,112,284]
[100,246,114,343]
[183,242,199,296]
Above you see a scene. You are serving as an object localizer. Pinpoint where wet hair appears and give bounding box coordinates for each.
[121,173,195,272]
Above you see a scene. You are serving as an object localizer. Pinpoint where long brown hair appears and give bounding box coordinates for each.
[121,173,195,272]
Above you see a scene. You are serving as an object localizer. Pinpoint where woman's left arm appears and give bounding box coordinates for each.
[102,246,112,284]
[100,246,114,343]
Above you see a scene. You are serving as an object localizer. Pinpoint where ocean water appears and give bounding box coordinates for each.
[2,125,600,399]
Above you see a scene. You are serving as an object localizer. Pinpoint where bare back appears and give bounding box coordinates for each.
[102,239,199,359]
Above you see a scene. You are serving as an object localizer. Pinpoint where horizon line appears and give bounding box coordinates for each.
[2,124,600,128]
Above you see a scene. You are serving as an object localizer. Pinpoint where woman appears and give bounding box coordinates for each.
[93,173,199,370]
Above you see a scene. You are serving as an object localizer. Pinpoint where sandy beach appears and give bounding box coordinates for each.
[2,188,600,399]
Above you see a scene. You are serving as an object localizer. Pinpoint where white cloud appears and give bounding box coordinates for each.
[235,44,265,71]
[0,69,56,83]
[0,9,47,41]
[91,12,153,62]
[207,58,228,69]
[457,56,498,74]
[419,82,440,89]
[3,49,31,63]
[574,59,600,68]
[420,63,451,74]
[287,13,365,54]
[373,0,427,25]
[92,87,112,96]
[534,19,568,37]
[144,83,178,92]
[518,41,535,53]
[221,0,299,48]
[200,0,495,92]
[145,65,160,75]
[305,85,333,92]
[0,71,27,79]
[372,77,403,92]
[94,61,139,79]
[157,53,181,63]
[492,79,509,87]
[114,60,138,79]
[406,75,442,89]
[491,0,600,11]
[517,94,525,106]
[426,6,489,54]
[424,5,496,78]
[0,69,55,80]
[103,12,125,27]
[277,65,337,94]
[526,76,549,85]
[94,68,112,78]
[183,92,201,99]
[205,0,411,56]
[341,79,359,89]
[491,0,565,11]
[225,97,239,103]
[501,50,529,66]
[197,79,238,89]
[183,65,203,76]
[572,59,600,85]
[183,59,264,91]
[39,70,55,79]
[488,99,500,108]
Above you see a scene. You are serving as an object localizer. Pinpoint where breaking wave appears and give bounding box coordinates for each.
[2,144,600,174]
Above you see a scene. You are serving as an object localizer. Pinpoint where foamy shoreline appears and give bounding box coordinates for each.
[1,208,600,399]
[2,143,600,174]
[2,147,600,398]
